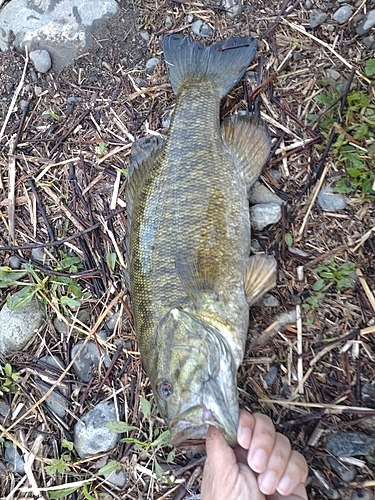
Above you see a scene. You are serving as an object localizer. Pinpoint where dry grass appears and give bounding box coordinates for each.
[0,0,374,498]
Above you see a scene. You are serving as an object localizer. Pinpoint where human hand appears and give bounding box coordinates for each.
[201,410,308,500]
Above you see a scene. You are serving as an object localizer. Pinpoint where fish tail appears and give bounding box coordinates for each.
[162,35,257,98]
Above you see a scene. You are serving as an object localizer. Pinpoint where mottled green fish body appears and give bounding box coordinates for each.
[125,35,276,446]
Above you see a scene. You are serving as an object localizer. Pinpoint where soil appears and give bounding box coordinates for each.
[0,0,374,499]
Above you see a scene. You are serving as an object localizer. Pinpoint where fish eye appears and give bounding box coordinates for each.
[158,380,173,399]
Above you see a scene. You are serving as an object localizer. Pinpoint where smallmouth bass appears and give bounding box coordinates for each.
[125,35,276,446]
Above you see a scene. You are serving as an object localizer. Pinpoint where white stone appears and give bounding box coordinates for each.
[0,0,119,69]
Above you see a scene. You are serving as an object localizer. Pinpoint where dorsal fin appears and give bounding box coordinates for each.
[221,114,271,192]
[244,254,277,306]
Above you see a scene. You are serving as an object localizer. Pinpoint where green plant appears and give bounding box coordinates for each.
[98,141,109,157]
[303,258,356,312]
[312,81,375,200]
[45,455,71,475]
[42,109,61,121]
[107,396,174,480]
[0,363,20,395]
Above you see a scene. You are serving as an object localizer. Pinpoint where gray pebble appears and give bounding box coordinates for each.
[19,99,29,113]
[326,431,375,457]
[31,246,46,263]
[221,0,242,18]
[0,401,10,422]
[53,307,90,335]
[140,30,149,41]
[255,293,280,307]
[8,256,21,269]
[249,183,284,206]
[327,456,357,482]
[326,68,341,80]
[310,9,328,28]
[305,0,313,8]
[29,49,52,73]
[363,34,375,49]
[0,295,45,355]
[318,187,347,211]
[71,340,110,383]
[4,443,25,475]
[187,13,194,23]
[103,467,128,488]
[361,383,375,408]
[250,203,282,231]
[263,366,278,386]
[165,15,172,29]
[36,380,67,419]
[67,96,83,104]
[333,5,353,24]
[37,355,68,396]
[74,401,119,458]
[356,9,375,34]
[145,57,160,75]
[269,168,282,181]
[192,19,212,38]
[352,490,373,500]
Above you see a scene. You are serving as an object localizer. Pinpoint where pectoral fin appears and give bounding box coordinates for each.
[221,114,271,192]
[244,254,277,306]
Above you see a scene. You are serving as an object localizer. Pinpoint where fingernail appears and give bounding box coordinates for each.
[249,449,268,473]
[238,426,252,449]
[258,471,278,495]
[277,475,293,495]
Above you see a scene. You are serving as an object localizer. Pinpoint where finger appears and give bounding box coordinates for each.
[205,425,238,475]
[268,482,308,500]
[276,451,309,497]
[257,433,291,495]
[237,409,256,449]
[247,413,276,473]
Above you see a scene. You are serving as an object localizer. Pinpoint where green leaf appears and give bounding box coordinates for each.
[167,449,175,463]
[106,421,138,433]
[48,486,80,499]
[43,109,60,121]
[154,458,164,480]
[284,233,293,247]
[140,396,151,419]
[151,430,170,447]
[107,252,117,272]
[6,286,36,310]
[4,364,12,378]
[82,483,95,500]
[98,460,122,476]
[0,267,27,284]
[60,256,81,269]
[312,279,326,292]
[61,439,74,451]
[68,280,82,298]
[59,296,81,307]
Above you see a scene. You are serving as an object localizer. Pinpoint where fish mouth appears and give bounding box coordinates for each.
[169,403,238,447]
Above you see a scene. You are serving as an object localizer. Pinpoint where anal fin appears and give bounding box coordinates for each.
[221,114,271,192]
[244,254,277,306]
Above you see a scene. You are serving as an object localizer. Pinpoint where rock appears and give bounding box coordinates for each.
[0,401,10,422]
[309,9,328,28]
[8,256,21,269]
[71,340,111,383]
[356,10,375,34]
[31,246,46,263]
[327,456,357,482]
[145,57,160,75]
[255,294,280,307]
[0,295,45,355]
[37,355,68,396]
[250,203,282,230]
[18,99,29,113]
[4,443,25,474]
[263,366,278,386]
[105,310,122,333]
[221,0,242,18]
[74,401,119,458]
[361,383,375,408]
[318,187,347,211]
[305,0,313,8]
[0,0,119,70]
[249,183,284,206]
[165,16,172,29]
[333,6,353,24]
[363,35,375,49]
[103,467,128,488]
[139,30,149,42]
[326,431,375,457]
[36,380,67,419]
[191,20,212,38]
[352,490,373,500]
[53,306,90,335]
[326,68,341,80]
[29,49,51,73]
[269,168,282,181]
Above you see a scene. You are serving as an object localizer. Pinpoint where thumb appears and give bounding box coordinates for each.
[205,425,237,474]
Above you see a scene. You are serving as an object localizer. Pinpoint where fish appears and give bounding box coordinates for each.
[125,34,277,447]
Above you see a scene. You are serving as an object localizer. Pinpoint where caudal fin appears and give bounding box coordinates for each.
[162,35,257,98]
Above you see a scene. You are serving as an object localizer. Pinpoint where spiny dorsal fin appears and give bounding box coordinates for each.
[125,135,165,226]
[244,254,277,306]
[221,114,271,192]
